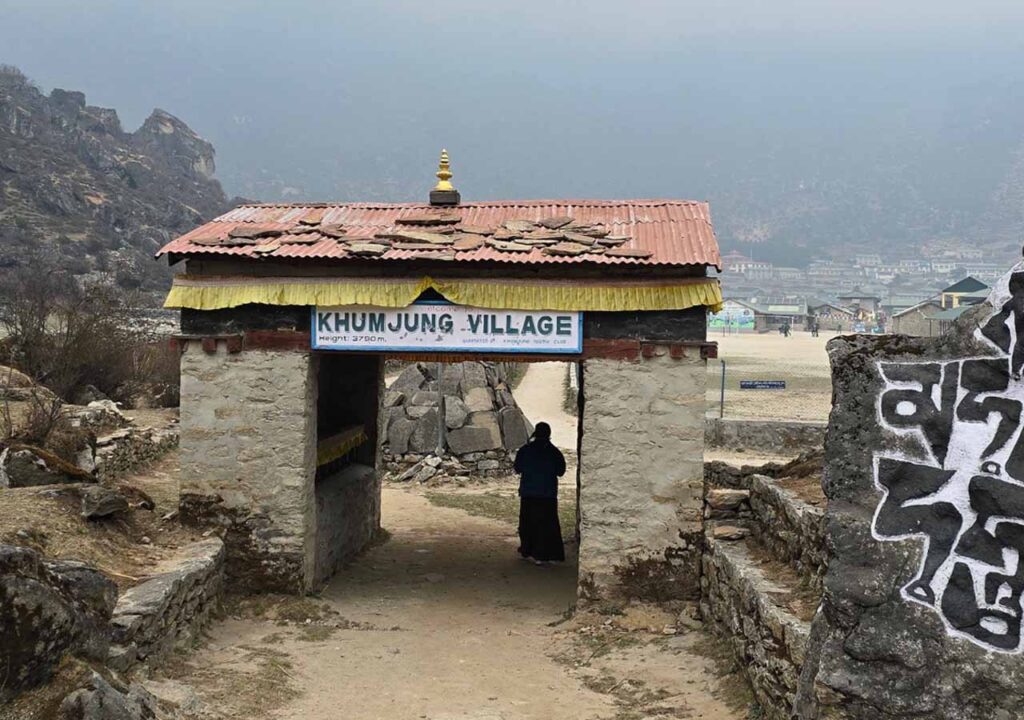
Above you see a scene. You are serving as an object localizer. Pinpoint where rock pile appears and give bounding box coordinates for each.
[187,210,653,262]
[383,362,533,479]
[0,545,118,703]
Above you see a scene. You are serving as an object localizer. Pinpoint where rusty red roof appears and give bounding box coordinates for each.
[157,199,721,269]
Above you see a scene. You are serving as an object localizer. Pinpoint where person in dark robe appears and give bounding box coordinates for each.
[513,421,566,565]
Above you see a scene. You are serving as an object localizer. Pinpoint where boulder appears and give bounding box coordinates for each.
[706,488,751,511]
[495,386,515,408]
[81,486,130,519]
[447,412,503,454]
[0,364,33,388]
[412,465,438,484]
[390,364,426,395]
[712,525,749,541]
[499,406,532,451]
[440,364,464,395]
[72,385,108,406]
[409,408,441,453]
[460,362,488,391]
[59,673,164,720]
[0,546,117,704]
[444,396,470,429]
[387,417,415,454]
[0,446,94,488]
[484,364,500,387]
[410,390,438,406]
[407,406,433,419]
[381,406,405,431]
[382,390,405,408]
[464,386,494,413]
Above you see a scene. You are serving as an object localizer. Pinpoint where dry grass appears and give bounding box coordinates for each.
[0,452,198,589]
[158,645,300,720]
[424,488,578,541]
[706,332,837,422]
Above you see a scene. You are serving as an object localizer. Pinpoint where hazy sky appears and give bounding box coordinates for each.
[3,0,1024,256]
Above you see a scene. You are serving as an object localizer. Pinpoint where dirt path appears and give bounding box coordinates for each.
[514,362,577,451]
[164,487,750,719]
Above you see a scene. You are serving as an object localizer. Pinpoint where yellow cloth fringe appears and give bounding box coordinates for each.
[316,427,368,467]
[164,275,723,313]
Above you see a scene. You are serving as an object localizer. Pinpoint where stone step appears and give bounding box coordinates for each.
[705,466,826,593]
[700,535,816,720]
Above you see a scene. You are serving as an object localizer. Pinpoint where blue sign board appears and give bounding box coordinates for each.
[740,380,787,390]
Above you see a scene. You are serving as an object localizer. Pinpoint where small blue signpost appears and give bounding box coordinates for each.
[740,380,787,390]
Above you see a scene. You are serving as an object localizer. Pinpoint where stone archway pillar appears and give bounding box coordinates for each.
[577,347,706,602]
[177,341,318,594]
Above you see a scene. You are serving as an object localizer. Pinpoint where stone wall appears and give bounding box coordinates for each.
[178,343,316,593]
[701,537,811,720]
[578,349,705,602]
[701,458,828,718]
[705,471,827,595]
[314,464,379,588]
[382,362,531,478]
[705,417,825,454]
[747,475,827,594]
[94,426,179,482]
[108,538,225,671]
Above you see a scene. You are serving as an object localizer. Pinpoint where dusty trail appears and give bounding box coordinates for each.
[165,487,748,719]
[513,361,577,451]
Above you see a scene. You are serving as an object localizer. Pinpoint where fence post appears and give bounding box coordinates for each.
[719,359,726,419]
[435,361,445,454]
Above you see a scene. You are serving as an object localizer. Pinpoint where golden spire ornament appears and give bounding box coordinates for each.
[434,149,454,192]
[429,148,460,206]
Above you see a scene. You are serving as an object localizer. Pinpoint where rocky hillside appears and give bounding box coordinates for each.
[0,66,233,292]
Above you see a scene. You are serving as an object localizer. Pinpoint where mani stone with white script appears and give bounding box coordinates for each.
[384,362,534,462]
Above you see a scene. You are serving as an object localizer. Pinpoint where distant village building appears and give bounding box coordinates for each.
[710,298,807,333]
[773,266,804,281]
[720,250,773,280]
[807,300,856,327]
[940,276,989,309]
[837,288,881,318]
[891,300,945,337]
[708,299,758,333]
[882,292,935,317]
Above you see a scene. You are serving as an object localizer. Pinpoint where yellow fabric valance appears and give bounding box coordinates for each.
[164,275,723,313]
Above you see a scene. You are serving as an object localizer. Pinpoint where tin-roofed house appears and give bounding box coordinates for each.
[157,152,723,602]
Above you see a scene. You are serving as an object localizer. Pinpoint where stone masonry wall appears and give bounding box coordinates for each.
[705,417,825,454]
[701,537,811,720]
[314,464,380,588]
[578,350,705,602]
[747,475,827,594]
[95,426,179,482]
[178,343,316,593]
[108,538,225,671]
[707,473,828,595]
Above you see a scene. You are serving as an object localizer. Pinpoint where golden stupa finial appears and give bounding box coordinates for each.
[433,148,454,192]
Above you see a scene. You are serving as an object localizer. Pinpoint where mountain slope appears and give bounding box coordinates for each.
[0,66,232,290]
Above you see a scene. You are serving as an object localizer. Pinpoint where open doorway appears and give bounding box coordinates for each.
[313,354,583,604]
[311,354,383,587]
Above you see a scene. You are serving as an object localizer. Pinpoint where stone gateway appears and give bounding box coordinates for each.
[158,157,723,601]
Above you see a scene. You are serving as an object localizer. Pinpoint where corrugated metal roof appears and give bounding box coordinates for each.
[157,200,721,269]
